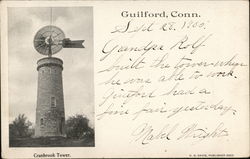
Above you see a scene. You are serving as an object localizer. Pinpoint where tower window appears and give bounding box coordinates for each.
[51,96,56,107]
[40,118,44,126]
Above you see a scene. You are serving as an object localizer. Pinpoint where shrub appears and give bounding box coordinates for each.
[9,114,33,138]
[66,114,94,139]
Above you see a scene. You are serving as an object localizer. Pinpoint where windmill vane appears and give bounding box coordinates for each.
[33,25,85,57]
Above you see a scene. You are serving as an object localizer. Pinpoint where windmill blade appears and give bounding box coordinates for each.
[34,25,65,55]
[62,38,85,48]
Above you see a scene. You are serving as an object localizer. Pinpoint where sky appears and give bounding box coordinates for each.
[8,7,94,127]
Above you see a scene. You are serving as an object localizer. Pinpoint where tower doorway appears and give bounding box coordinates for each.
[59,117,64,134]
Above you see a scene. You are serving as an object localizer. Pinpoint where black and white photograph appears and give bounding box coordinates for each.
[8,7,94,147]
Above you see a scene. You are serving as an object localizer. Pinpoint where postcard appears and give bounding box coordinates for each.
[1,0,249,158]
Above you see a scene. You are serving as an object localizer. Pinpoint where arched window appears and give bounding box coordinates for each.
[40,118,44,126]
[51,96,56,107]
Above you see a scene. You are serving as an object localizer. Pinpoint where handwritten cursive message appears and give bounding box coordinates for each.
[96,10,247,148]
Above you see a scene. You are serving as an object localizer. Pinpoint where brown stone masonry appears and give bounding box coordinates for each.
[35,57,65,137]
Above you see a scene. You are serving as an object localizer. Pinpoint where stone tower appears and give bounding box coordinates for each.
[35,57,65,137]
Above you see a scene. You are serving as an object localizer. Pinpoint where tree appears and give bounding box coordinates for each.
[9,114,33,138]
[66,114,94,139]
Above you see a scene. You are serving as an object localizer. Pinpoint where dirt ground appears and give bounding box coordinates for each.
[9,136,94,147]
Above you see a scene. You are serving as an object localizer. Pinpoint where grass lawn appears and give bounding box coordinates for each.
[9,136,94,147]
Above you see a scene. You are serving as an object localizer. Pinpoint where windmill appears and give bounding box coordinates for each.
[33,8,84,137]
[33,25,84,57]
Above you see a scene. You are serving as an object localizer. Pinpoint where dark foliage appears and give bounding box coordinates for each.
[9,114,95,147]
[66,114,94,139]
[9,114,33,138]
